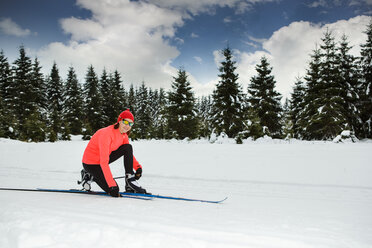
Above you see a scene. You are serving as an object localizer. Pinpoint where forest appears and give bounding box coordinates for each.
[0,22,371,143]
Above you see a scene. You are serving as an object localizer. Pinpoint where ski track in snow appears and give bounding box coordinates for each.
[0,138,372,248]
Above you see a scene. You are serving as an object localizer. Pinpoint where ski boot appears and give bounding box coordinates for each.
[77,169,94,191]
[125,173,147,194]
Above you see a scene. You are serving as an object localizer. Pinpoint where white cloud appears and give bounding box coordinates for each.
[36,0,277,92]
[224,17,232,23]
[30,0,371,101]
[191,32,199,38]
[188,74,218,96]
[175,37,185,44]
[243,41,259,48]
[193,56,203,64]
[350,0,372,6]
[213,49,225,67]
[36,0,183,90]
[247,35,267,44]
[234,15,371,101]
[143,0,277,16]
[333,0,343,6]
[308,0,328,8]
[0,18,31,37]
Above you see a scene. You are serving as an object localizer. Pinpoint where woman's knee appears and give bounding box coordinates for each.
[120,144,132,153]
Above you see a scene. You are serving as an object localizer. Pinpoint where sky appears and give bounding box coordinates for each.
[0,0,371,100]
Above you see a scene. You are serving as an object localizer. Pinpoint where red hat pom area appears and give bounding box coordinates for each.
[117,109,134,123]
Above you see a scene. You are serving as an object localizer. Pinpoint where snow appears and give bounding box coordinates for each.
[1,137,372,248]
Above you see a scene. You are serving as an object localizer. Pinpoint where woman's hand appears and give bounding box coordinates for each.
[108,186,120,197]
[135,168,142,180]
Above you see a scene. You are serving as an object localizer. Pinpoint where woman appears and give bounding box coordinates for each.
[79,109,146,197]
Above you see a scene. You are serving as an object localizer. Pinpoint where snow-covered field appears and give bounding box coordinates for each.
[0,137,372,248]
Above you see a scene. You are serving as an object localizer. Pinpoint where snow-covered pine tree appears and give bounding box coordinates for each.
[359,20,372,138]
[12,46,43,141]
[64,67,84,135]
[337,34,362,137]
[166,69,198,140]
[245,107,263,140]
[308,30,348,140]
[282,98,292,139]
[153,88,167,139]
[197,95,213,139]
[134,82,152,139]
[148,88,158,138]
[22,57,47,142]
[83,65,104,138]
[107,70,126,122]
[248,56,282,138]
[127,84,137,116]
[31,58,47,118]
[46,62,65,141]
[211,47,245,140]
[299,46,322,140]
[99,68,111,126]
[0,50,17,138]
[290,77,307,139]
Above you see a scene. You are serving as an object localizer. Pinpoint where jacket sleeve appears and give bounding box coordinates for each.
[133,155,142,171]
[99,134,117,188]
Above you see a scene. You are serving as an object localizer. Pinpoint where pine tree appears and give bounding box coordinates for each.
[83,65,103,138]
[31,58,47,117]
[197,95,213,138]
[360,20,372,138]
[166,69,198,140]
[11,50,46,142]
[99,68,111,126]
[211,47,246,140]
[337,34,362,137]
[248,56,282,138]
[64,67,84,135]
[107,70,126,123]
[127,84,137,116]
[46,62,65,141]
[148,88,157,138]
[23,58,47,142]
[245,106,264,139]
[290,77,307,139]
[308,30,348,139]
[134,82,152,139]
[12,46,36,140]
[0,50,16,138]
[149,88,167,139]
[281,98,292,139]
[21,110,47,142]
[299,46,322,140]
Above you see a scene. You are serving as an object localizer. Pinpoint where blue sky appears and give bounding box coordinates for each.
[0,0,371,99]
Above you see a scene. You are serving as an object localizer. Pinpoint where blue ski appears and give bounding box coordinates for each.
[37,188,153,200]
[122,192,227,204]
[0,187,151,200]
[0,187,227,203]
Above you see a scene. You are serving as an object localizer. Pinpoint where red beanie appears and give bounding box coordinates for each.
[117,109,134,123]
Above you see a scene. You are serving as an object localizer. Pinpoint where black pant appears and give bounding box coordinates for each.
[83,144,133,193]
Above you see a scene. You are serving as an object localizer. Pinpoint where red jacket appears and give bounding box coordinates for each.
[82,125,141,187]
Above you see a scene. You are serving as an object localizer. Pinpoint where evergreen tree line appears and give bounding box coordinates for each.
[0,22,371,143]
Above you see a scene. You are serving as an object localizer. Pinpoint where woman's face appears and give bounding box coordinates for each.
[119,118,134,134]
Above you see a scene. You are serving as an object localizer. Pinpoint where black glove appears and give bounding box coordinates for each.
[135,168,142,180]
[108,186,120,197]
